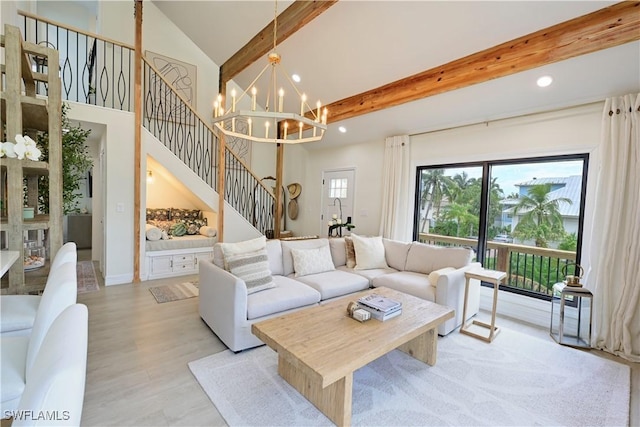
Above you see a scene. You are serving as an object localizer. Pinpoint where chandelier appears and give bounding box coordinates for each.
[211,1,327,144]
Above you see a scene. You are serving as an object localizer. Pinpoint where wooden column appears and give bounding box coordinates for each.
[46,47,63,263]
[217,133,226,242]
[274,143,284,239]
[5,26,24,292]
[133,0,142,282]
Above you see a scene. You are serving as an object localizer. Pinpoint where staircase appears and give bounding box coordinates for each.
[17,12,276,239]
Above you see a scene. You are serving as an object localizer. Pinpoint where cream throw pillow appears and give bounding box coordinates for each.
[351,234,389,270]
[219,236,267,269]
[291,245,336,277]
[226,249,275,294]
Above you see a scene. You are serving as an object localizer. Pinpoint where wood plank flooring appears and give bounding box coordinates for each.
[78,270,638,426]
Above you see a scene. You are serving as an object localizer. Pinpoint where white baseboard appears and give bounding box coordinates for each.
[479,286,551,329]
[104,273,134,286]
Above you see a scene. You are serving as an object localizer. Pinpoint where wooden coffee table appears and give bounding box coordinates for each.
[251,287,454,426]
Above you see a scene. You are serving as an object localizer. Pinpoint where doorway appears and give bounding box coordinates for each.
[321,168,356,237]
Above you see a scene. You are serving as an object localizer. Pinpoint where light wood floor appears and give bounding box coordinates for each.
[78,269,639,426]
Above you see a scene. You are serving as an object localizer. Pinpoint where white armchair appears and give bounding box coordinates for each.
[1,242,77,337]
[11,304,88,427]
[1,262,77,414]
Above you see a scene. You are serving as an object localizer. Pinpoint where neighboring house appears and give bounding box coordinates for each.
[504,176,582,245]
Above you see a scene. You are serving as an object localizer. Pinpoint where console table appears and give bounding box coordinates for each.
[461,268,507,343]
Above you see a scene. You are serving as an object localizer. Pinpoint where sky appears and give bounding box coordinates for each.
[444,160,584,196]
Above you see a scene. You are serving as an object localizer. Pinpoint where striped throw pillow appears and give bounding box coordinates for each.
[226,249,275,294]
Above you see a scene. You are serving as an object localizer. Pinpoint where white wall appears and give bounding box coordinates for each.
[66,102,135,286]
[289,102,604,328]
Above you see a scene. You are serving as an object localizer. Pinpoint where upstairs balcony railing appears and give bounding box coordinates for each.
[17,10,276,236]
[418,233,577,299]
[19,10,134,111]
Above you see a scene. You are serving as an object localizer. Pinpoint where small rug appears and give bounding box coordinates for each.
[76,260,99,294]
[189,328,630,426]
[149,281,198,303]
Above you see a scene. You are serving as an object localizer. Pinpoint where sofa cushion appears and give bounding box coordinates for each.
[212,243,225,269]
[428,267,456,287]
[247,276,321,320]
[405,243,472,274]
[291,245,335,277]
[265,239,284,276]
[294,270,370,300]
[328,238,347,268]
[226,249,275,294]
[351,234,389,270]
[0,335,29,412]
[383,239,412,271]
[281,239,329,276]
[339,265,398,284]
[372,271,436,302]
[345,237,356,268]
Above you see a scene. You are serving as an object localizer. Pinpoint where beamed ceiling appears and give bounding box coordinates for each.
[153,0,640,148]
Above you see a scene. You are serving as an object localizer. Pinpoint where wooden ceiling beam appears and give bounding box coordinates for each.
[219,0,338,90]
[324,1,640,125]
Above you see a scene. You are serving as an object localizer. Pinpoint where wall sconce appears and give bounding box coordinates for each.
[146,170,154,183]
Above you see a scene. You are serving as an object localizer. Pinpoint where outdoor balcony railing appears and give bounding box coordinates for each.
[418,233,577,299]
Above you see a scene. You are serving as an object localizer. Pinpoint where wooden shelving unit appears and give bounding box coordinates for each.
[1,24,62,294]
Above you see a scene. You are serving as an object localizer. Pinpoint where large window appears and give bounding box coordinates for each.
[414,154,588,300]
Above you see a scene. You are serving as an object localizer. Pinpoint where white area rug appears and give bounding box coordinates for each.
[189,328,630,426]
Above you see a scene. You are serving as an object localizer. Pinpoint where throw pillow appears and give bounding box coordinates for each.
[226,249,275,294]
[170,222,187,237]
[220,236,267,269]
[351,234,389,270]
[291,245,336,277]
[145,223,162,241]
[345,237,356,269]
[199,226,217,237]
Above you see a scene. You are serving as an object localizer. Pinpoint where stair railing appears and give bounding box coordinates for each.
[17,10,275,236]
[143,59,275,235]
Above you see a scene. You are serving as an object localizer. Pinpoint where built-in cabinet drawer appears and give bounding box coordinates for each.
[146,248,213,279]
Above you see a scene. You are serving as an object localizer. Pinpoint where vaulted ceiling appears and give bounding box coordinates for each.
[153,1,640,148]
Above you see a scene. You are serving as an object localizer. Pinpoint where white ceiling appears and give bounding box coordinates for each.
[152,0,640,149]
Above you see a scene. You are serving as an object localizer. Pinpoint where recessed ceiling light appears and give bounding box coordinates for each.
[292,74,301,83]
[536,75,553,88]
[338,126,347,133]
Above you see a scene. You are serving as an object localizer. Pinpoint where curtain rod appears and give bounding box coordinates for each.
[409,100,604,138]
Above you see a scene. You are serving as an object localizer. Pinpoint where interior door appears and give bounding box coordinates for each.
[321,168,355,237]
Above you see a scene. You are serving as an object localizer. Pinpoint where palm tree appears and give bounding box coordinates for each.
[420,169,450,231]
[512,184,572,247]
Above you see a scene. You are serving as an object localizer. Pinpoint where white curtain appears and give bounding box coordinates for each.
[587,93,640,362]
[379,135,411,241]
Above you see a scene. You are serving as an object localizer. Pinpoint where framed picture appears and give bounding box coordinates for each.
[145,51,197,120]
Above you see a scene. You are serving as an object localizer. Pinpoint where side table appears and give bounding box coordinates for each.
[550,282,592,348]
[460,268,507,343]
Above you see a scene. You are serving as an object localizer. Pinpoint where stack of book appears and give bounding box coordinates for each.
[357,294,402,321]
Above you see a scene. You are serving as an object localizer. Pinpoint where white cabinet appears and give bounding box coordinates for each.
[146,247,213,280]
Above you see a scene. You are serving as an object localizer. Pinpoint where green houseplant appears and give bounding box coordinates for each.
[37,103,93,214]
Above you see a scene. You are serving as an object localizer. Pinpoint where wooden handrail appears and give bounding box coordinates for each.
[418,232,576,260]
[18,10,135,50]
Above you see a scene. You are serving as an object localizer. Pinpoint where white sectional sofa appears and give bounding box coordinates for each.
[199,236,481,352]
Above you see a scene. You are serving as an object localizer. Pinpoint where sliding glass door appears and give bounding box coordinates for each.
[414,154,588,300]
